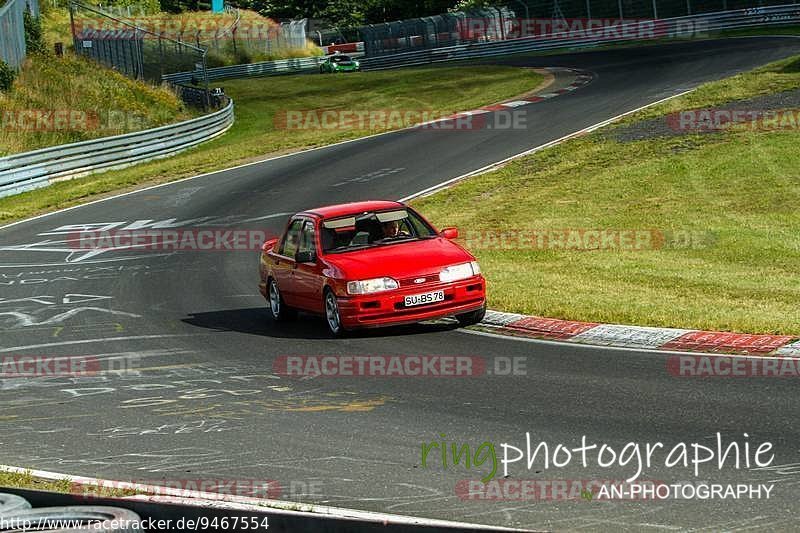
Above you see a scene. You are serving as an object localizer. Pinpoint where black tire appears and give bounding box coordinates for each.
[268,278,296,321]
[0,493,30,517]
[456,304,486,327]
[323,287,347,337]
[1,506,143,531]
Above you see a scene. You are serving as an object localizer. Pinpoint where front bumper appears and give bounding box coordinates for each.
[337,275,486,329]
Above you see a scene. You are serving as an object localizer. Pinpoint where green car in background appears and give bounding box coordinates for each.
[320,54,361,73]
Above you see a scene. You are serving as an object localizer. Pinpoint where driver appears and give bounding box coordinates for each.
[381,220,409,239]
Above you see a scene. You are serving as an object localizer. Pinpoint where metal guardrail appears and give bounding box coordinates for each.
[161,4,800,83]
[358,5,800,70]
[0,99,234,198]
[163,56,323,84]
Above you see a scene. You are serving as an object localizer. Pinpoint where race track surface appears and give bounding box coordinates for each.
[2,38,799,531]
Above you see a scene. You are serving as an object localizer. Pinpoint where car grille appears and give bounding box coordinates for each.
[398,273,440,288]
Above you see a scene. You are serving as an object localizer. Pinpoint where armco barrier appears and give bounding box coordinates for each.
[163,56,323,84]
[162,4,800,82]
[358,5,800,70]
[0,99,234,198]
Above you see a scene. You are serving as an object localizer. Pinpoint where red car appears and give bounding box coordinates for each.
[259,200,486,336]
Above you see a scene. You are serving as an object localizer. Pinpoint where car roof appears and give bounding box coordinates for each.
[300,200,405,219]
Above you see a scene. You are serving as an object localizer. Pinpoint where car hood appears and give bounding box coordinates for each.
[325,238,473,279]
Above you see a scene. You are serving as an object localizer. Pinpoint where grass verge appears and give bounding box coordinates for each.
[413,55,800,335]
[0,52,193,155]
[0,469,145,498]
[0,65,542,224]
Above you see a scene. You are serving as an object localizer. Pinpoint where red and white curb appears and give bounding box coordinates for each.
[0,465,524,532]
[417,68,593,127]
[479,310,799,356]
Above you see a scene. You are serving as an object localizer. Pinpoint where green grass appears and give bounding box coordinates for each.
[0,53,193,155]
[413,55,800,335]
[0,65,542,224]
[0,469,139,497]
[0,470,74,493]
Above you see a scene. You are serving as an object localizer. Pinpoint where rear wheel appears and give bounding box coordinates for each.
[456,304,486,327]
[324,288,347,337]
[268,278,296,321]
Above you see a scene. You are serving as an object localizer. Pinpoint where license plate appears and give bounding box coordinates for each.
[404,290,445,307]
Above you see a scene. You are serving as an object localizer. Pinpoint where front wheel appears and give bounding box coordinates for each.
[456,304,486,327]
[324,288,347,337]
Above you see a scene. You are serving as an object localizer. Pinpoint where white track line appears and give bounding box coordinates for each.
[0,465,526,531]
[399,89,694,202]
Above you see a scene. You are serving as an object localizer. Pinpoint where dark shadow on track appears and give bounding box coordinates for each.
[182,307,462,339]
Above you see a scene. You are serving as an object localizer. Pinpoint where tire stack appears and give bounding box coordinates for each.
[0,493,143,532]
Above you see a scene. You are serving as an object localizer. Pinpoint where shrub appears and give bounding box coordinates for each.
[24,10,46,55]
[0,59,15,92]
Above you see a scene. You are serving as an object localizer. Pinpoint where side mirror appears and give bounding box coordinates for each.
[261,238,278,253]
[440,227,459,240]
[295,250,316,263]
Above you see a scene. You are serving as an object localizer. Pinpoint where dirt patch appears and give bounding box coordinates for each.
[612,88,800,142]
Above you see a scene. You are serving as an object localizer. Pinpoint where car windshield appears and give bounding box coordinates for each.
[320,208,437,253]
[331,55,352,62]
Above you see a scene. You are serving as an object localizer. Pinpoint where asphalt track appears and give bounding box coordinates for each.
[2,38,800,531]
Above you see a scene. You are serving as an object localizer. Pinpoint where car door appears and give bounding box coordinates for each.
[270,218,303,307]
[293,219,325,313]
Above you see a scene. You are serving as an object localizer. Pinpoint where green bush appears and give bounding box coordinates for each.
[24,10,46,55]
[0,59,15,92]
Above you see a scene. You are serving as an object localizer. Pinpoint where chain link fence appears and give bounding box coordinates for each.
[358,0,798,56]
[0,0,40,69]
[71,1,207,82]
[69,1,215,108]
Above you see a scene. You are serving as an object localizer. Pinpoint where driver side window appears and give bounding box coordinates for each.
[299,221,317,255]
[279,220,303,257]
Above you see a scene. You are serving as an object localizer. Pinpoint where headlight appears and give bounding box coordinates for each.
[354,60,360,67]
[347,277,399,295]
[439,261,480,283]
